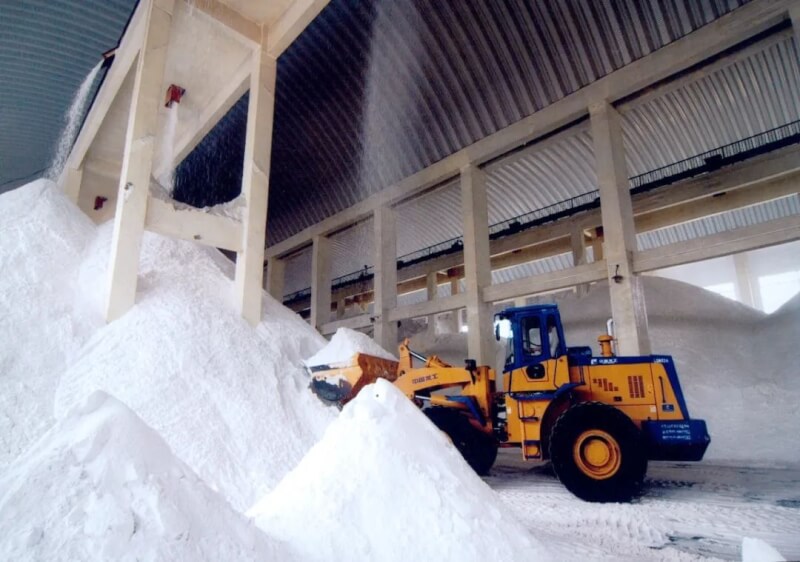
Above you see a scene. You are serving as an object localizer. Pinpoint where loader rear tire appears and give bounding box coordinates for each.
[425,407,498,476]
[549,402,647,503]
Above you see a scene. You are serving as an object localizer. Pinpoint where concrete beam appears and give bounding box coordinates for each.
[635,171,800,233]
[620,27,794,113]
[484,261,608,303]
[188,0,261,45]
[591,101,651,355]
[264,0,792,260]
[634,214,800,272]
[373,206,398,351]
[320,313,372,336]
[58,1,147,183]
[267,0,329,57]
[235,46,277,326]
[105,0,175,322]
[145,196,243,251]
[388,293,469,323]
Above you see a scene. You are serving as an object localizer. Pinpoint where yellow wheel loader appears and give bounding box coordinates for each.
[309,304,710,502]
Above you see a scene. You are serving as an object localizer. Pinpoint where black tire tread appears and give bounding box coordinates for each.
[425,407,498,475]
[549,401,647,503]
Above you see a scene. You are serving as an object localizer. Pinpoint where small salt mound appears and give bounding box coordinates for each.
[0,180,101,470]
[741,537,786,562]
[55,224,335,511]
[305,327,397,367]
[0,392,296,561]
[249,379,548,561]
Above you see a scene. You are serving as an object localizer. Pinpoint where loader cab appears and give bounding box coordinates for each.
[495,304,567,374]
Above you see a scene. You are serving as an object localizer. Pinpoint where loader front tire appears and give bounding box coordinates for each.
[425,407,498,475]
[549,402,647,503]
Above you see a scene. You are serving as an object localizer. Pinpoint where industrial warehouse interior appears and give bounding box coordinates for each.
[1,0,799,560]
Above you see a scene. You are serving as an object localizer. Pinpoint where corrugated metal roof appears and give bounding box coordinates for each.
[263,0,752,244]
[309,30,800,290]
[0,0,137,191]
[621,35,800,175]
[166,0,751,245]
[487,128,596,225]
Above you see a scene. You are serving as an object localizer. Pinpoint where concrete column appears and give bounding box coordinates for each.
[572,228,589,296]
[235,44,277,326]
[590,101,651,356]
[311,235,332,330]
[426,271,438,337]
[105,0,175,322]
[265,257,285,302]
[449,277,461,333]
[591,227,604,261]
[63,167,83,205]
[373,206,398,351]
[460,164,493,364]
[733,252,762,310]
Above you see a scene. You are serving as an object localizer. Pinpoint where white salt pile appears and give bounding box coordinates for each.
[249,379,548,561]
[305,326,398,367]
[742,537,786,562]
[54,222,335,511]
[0,180,101,470]
[0,392,296,562]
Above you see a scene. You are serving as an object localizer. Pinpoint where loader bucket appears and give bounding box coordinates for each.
[307,353,399,407]
[310,377,353,408]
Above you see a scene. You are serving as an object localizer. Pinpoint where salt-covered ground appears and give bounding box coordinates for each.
[2,179,799,561]
[488,451,800,561]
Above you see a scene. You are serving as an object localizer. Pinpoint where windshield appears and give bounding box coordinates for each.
[496,318,514,366]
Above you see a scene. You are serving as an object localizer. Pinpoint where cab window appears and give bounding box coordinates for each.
[521,316,543,357]
[547,315,561,357]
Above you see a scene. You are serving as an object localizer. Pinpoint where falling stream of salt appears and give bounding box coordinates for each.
[47,61,103,181]
[156,104,180,194]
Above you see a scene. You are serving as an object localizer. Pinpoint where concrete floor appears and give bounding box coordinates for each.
[487,450,800,561]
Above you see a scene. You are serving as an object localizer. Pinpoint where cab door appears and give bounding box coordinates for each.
[506,313,566,393]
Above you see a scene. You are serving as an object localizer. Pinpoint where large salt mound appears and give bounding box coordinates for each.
[249,379,548,561]
[305,326,398,366]
[0,392,296,561]
[0,180,101,470]
[55,223,335,511]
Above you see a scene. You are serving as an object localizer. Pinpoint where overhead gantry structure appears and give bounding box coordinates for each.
[263,0,800,360]
[57,0,328,325]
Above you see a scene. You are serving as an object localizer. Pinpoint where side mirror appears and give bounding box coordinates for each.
[526,363,545,380]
